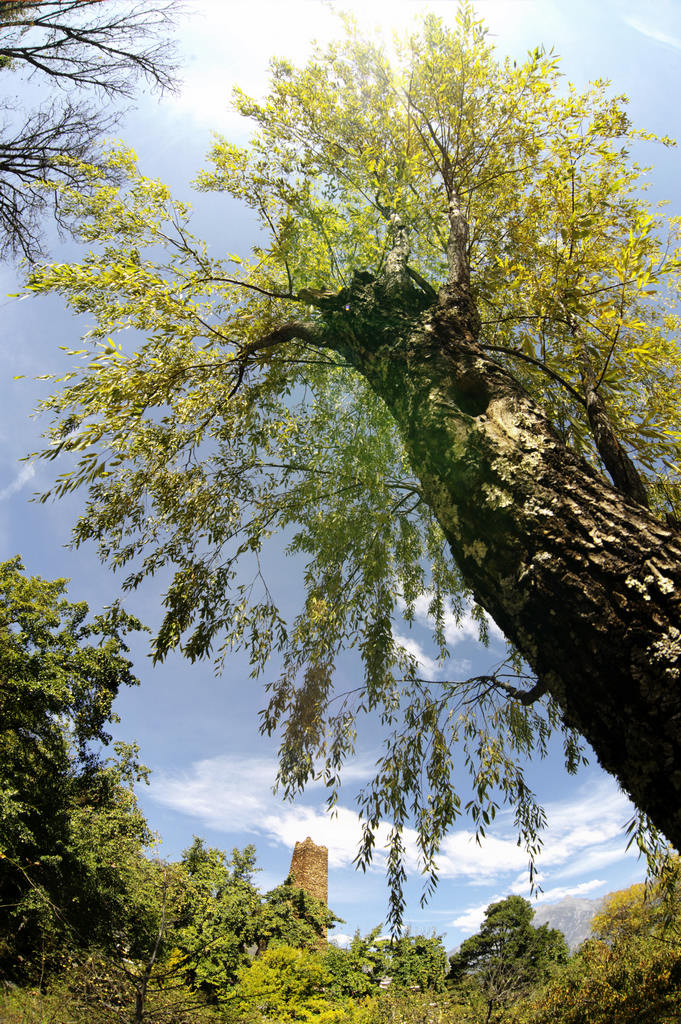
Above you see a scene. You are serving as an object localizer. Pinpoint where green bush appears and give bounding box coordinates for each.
[227,944,371,1023]
[324,928,448,999]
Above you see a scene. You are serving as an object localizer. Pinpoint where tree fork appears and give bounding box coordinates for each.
[315,278,681,852]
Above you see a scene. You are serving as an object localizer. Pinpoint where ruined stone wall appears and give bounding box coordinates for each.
[289,837,328,906]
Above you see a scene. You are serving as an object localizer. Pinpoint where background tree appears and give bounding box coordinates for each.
[256,876,342,951]
[385,932,448,992]
[0,553,346,1017]
[23,6,681,924]
[323,929,386,1001]
[0,559,212,1018]
[0,0,181,260]
[228,944,368,1024]
[0,556,150,982]
[324,928,448,998]
[447,895,568,1022]
[169,839,262,999]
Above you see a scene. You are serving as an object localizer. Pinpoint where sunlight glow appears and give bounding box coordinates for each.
[172,0,547,135]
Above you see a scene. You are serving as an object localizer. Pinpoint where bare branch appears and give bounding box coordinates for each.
[0,0,182,97]
[0,0,182,259]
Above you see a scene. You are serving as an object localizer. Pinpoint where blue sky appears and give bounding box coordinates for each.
[1,0,680,949]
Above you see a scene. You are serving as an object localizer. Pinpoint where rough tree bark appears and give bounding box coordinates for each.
[272,231,681,853]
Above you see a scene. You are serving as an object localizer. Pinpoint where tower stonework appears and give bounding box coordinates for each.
[289,837,328,906]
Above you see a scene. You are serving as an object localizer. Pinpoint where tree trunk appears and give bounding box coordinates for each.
[318,278,681,851]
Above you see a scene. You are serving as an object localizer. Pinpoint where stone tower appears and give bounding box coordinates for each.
[289,837,328,906]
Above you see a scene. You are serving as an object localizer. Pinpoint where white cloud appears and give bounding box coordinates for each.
[444,607,504,650]
[546,842,639,880]
[172,2,451,135]
[392,631,442,680]
[500,778,640,890]
[150,753,387,869]
[329,932,354,948]
[624,15,681,50]
[262,804,393,870]
[438,830,528,881]
[532,878,607,904]
[0,462,34,502]
[403,593,505,651]
[171,1,560,141]
[449,878,606,938]
[151,754,277,833]
[538,778,635,869]
[450,901,492,933]
[151,751,530,878]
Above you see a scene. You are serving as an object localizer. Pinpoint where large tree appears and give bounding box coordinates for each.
[448,895,568,1022]
[24,8,681,924]
[0,0,181,260]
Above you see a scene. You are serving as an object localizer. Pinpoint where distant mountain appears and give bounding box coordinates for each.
[533,894,606,951]
[447,892,611,961]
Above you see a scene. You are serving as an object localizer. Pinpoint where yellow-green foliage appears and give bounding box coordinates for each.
[367,988,456,1024]
[515,936,681,1024]
[228,944,372,1023]
[508,869,681,1024]
[0,987,73,1024]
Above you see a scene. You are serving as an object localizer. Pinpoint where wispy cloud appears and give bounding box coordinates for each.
[152,753,528,877]
[150,753,386,869]
[438,830,528,880]
[397,593,505,655]
[624,15,681,50]
[388,591,503,686]
[532,878,607,904]
[545,842,638,880]
[150,755,638,900]
[538,779,635,870]
[174,0,496,129]
[263,804,393,871]
[0,462,34,502]
[392,632,443,680]
[170,1,344,134]
[450,901,492,933]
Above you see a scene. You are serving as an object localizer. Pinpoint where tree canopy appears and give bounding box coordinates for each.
[448,895,568,1021]
[523,869,681,1024]
[24,5,681,927]
[0,556,150,980]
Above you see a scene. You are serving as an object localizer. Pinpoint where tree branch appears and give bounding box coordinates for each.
[406,264,438,299]
[583,370,650,508]
[195,275,300,302]
[228,322,318,397]
[480,343,586,408]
